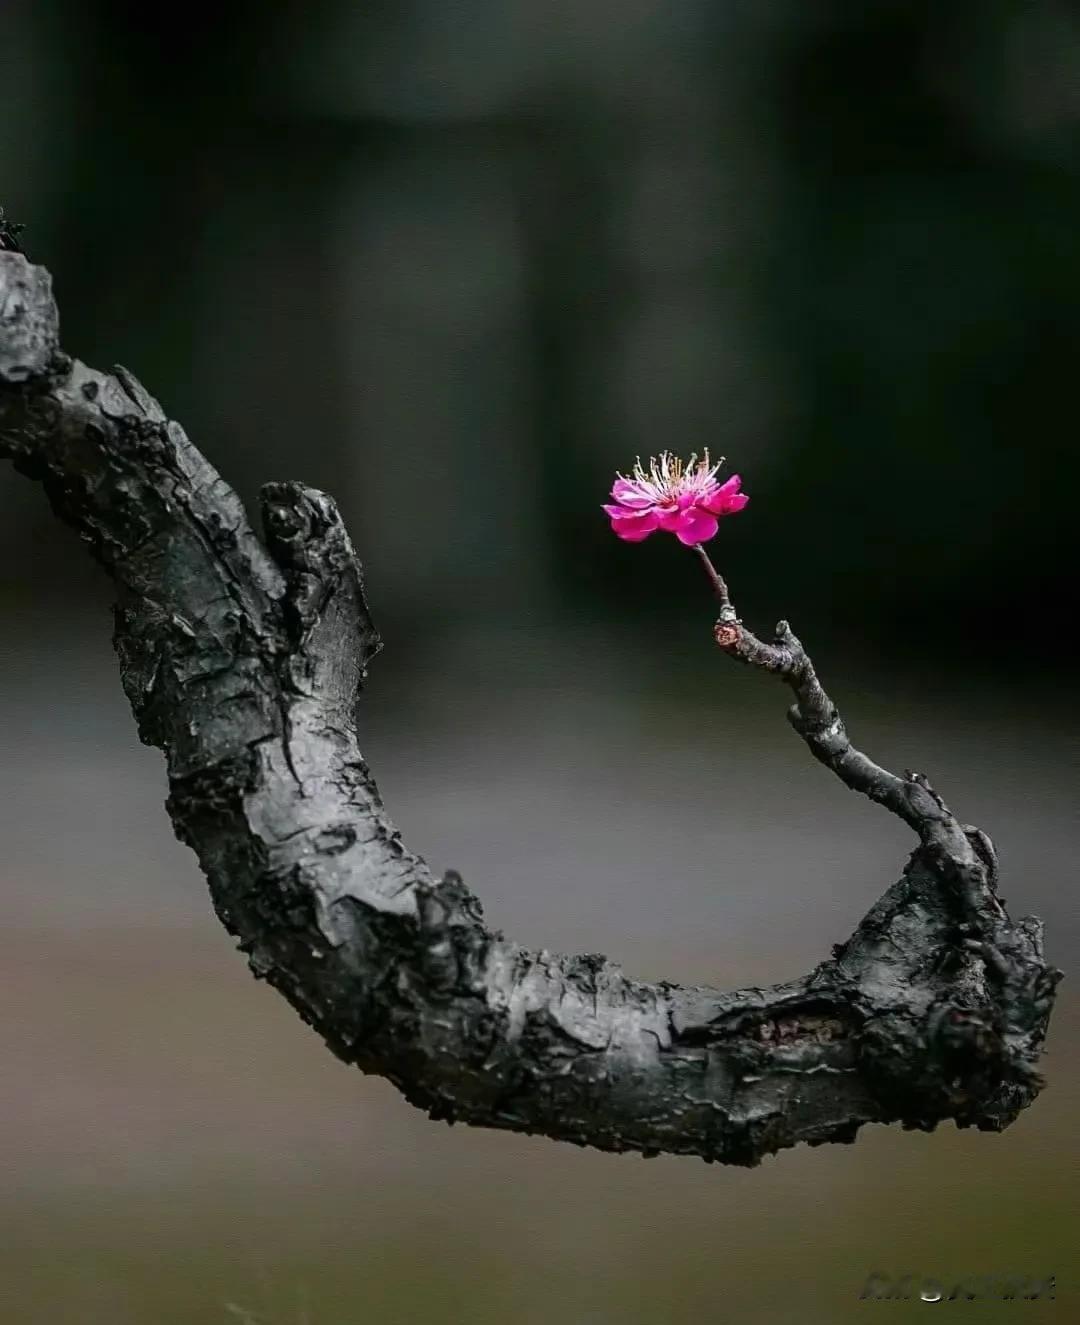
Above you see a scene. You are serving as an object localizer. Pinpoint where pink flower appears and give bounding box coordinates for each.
[603,451,749,545]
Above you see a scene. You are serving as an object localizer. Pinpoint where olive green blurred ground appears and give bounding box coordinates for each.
[2,607,1077,1322]
[4,988,1076,1325]
[4,1,1080,1320]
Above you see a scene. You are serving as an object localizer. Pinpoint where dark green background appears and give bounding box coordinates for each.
[6,0,1080,662]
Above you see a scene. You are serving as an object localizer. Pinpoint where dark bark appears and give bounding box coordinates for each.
[0,208,25,255]
[0,247,1061,1165]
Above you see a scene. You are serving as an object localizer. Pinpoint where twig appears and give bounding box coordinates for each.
[691,542,735,620]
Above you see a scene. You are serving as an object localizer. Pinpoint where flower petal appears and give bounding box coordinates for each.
[701,474,748,516]
[610,479,654,509]
[674,508,719,545]
[602,502,648,519]
[610,510,659,541]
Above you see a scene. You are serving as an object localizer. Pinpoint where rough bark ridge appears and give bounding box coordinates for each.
[0,248,1060,1165]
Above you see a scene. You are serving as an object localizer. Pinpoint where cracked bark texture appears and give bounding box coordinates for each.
[0,248,1061,1165]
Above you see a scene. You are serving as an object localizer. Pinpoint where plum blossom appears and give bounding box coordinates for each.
[603,451,748,545]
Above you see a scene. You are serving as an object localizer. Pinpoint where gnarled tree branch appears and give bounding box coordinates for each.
[0,247,1060,1165]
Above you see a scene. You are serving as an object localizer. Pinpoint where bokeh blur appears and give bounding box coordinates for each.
[2,2,1078,1321]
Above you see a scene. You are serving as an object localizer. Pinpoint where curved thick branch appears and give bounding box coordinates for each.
[0,249,1060,1165]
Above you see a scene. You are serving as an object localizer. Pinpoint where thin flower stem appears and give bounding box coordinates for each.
[691,543,737,620]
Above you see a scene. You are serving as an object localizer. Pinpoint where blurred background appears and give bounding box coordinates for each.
[2,1,1078,1321]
